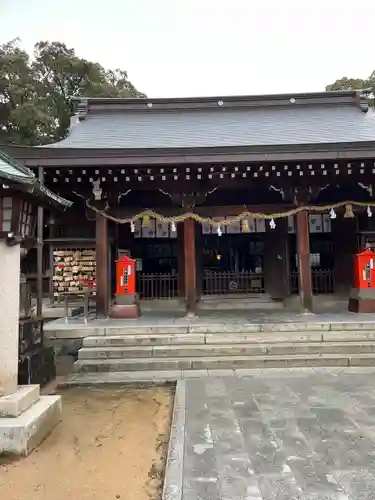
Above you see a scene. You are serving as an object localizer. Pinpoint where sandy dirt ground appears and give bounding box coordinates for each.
[0,385,173,500]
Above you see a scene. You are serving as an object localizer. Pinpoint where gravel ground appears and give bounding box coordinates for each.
[0,385,173,500]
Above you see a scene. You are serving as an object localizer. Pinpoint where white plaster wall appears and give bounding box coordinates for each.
[0,241,20,397]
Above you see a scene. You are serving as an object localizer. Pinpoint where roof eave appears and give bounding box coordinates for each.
[0,175,72,210]
[34,180,73,209]
[0,150,35,176]
[4,141,375,166]
[0,171,35,185]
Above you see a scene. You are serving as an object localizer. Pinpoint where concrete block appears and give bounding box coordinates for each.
[263,322,330,332]
[269,333,323,343]
[162,380,186,500]
[151,334,204,345]
[234,369,260,377]
[83,333,205,347]
[115,293,138,305]
[104,325,189,336]
[204,333,261,344]
[330,322,375,331]
[110,303,141,318]
[349,355,375,366]
[0,385,40,417]
[152,344,268,358]
[266,342,375,356]
[44,328,104,339]
[323,331,375,342]
[205,332,322,344]
[78,346,153,360]
[191,356,264,370]
[266,343,319,356]
[189,324,261,334]
[279,355,349,368]
[64,370,181,385]
[74,357,192,372]
[207,369,235,377]
[0,395,61,456]
[182,369,209,378]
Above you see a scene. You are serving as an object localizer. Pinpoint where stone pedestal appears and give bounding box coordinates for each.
[0,386,61,456]
[0,242,21,398]
[0,242,62,456]
[110,293,141,319]
[348,287,375,313]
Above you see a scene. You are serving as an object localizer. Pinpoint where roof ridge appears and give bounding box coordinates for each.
[75,89,363,102]
[76,90,368,116]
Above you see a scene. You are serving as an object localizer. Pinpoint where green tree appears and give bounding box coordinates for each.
[326,74,375,106]
[326,76,366,91]
[0,39,55,145]
[0,39,145,146]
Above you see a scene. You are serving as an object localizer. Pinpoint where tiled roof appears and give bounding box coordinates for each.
[46,100,375,150]
[0,150,72,208]
[0,151,34,179]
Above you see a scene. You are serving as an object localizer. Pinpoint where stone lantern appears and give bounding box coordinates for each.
[0,151,72,456]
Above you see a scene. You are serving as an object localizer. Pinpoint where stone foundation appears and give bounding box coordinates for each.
[348,287,375,313]
[110,293,141,319]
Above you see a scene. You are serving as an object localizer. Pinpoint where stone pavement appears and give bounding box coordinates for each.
[163,368,375,500]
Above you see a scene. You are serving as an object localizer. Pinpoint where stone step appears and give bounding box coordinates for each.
[82,329,375,347]
[0,385,40,417]
[61,366,375,387]
[199,299,284,310]
[78,341,375,360]
[46,322,375,340]
[73,352,375,373]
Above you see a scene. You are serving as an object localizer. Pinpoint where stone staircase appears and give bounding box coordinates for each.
[72,322,375,377]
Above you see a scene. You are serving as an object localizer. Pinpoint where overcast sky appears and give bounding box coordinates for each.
[1,0,374,98]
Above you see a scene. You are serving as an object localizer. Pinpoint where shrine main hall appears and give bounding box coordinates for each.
[5,90,375,316]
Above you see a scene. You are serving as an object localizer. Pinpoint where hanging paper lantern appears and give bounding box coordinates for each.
[241,219,249,233]
[142,215,150,227]
[344,204,355,218]
[367,206,372,218]
[217,225,222,236]
[130,221,135,233]
[269,218,276,229]
[171,221,177,232]
[329,208,336,219]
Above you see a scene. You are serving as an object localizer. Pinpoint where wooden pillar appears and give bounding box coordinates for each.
[296,210,313,312]
[264,217,290,299]
[332,218,357,294]
[195,223,203,299]
[183,218,197,315]
[36,166,44,319]
[96,212,109,317]
[177,223,185,297]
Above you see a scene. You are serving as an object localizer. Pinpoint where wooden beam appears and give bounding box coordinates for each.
[96,212,109,317]
[183,218,197,315]
[296,210,313,312]
[37,167,44,320]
